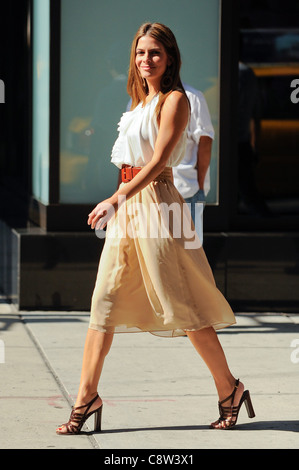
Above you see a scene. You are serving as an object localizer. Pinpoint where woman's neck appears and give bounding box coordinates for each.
[146,80,161,99]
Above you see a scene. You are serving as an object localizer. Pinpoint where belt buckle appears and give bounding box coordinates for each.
[123,166,133,182]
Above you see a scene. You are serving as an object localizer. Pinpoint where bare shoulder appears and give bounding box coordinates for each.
[162,90,189,120]
[165,89,188,108]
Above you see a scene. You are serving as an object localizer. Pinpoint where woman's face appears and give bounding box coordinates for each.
[135,35,170,87]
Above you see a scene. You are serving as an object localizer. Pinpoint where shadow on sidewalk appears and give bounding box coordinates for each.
[80,420,299,435]
[1,311,298,336]
[0,312,89,332]
[235,420,299,432]
[219,313,299,335]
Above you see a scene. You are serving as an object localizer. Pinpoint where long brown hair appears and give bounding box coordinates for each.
[127,22,186,120]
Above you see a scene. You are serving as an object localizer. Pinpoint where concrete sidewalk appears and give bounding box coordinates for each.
[1,301,299,450]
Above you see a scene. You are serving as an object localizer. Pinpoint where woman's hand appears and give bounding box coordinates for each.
[87,197,118,230]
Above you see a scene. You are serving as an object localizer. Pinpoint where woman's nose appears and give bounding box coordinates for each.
[143,52,150,62]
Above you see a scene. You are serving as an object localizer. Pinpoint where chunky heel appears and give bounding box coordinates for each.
[243,390,255,418]
[94,404,103,432]
[211,379,256,430]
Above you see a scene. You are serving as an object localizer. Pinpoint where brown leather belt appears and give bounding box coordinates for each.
[121,165,173,183]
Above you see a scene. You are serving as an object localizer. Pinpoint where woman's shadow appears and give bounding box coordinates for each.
[82,420,299,435]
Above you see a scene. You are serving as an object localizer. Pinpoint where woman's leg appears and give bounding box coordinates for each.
[56,328,113,433]
[186,327,244,428]
[75,328,114,405]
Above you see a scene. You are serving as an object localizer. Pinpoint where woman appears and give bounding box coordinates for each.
[56,22,255,434]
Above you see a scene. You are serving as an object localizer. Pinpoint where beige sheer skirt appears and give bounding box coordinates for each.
[89,169,236,337]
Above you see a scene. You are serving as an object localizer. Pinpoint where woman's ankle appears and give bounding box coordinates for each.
[75,389,99,407]
[215,377,239,402]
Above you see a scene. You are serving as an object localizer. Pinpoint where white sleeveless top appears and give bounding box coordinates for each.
[111,94,187,169]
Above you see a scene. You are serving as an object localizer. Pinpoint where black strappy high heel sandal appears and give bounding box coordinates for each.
[56,394,103,435]
[210,379,255,430]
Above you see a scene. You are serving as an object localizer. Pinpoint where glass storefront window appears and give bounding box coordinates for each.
[59,0,221,205]
[239,28,299,215]
[32,0,50,204]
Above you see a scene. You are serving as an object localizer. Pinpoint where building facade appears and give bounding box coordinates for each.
[0,0,299,312]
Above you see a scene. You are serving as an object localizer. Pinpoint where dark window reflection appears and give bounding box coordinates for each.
[238,26,299,216]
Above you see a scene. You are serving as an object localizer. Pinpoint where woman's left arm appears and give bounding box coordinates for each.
[88,91,189,229]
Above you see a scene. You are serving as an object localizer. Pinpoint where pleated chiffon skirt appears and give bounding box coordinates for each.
[89,169,236,337]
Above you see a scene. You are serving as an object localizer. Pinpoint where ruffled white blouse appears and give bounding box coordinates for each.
[111,94,187,169]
